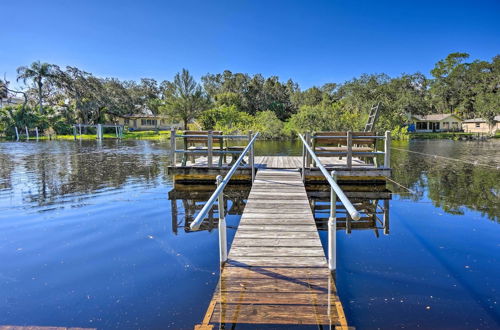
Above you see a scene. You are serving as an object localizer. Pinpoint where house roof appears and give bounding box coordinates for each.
[113,106,165,119]
[118,114,165,119]
[463,115,500,123]
[412,114,461,121]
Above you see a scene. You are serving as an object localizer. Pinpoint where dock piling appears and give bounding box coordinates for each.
[384,130,391,168]
[216,175,227,264]
[346,131,353,168]
[248,130,255,182]
[207,131,213,168]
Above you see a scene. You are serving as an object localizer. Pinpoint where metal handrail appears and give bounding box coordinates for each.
[298,133,361,221]
[190,132,259,231]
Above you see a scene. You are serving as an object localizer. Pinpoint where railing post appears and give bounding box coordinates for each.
[384,130,391,168]
[170,127,176,167]
[217,175,228,265]
[302,141,306,182]
[347,131,352,168]
[305,132,311,167]
[328,170,337,272]
[248,130,255,182]
[207,130,213,168]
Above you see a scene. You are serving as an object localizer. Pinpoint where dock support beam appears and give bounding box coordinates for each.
[347,131,352,168]
[217,175,228,265]
[384,130,391,168]
[207,131,213,168]
[328,170,337,272]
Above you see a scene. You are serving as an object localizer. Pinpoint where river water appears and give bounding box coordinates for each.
[0,139,498,329]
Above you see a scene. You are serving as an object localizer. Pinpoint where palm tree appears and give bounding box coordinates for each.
[17,61,57,114]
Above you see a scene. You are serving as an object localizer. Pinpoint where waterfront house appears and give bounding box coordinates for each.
[462,116,500,134]
[109,108,182,131]
[410,114,462,132]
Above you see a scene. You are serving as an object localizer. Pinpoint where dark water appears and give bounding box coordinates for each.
[0,139,499,329]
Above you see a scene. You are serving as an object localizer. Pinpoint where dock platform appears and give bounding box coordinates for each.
[169,155,391,183]
[196,169,348,329]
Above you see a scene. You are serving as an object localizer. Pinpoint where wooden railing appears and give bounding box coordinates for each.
[170,129,256,175]
[304,131,391,168]
[187,133,260,265]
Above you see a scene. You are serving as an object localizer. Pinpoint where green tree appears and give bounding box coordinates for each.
[162,69,210,129]
[16,61,58,114]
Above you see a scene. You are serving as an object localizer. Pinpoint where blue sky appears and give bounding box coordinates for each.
[2,0,499,89]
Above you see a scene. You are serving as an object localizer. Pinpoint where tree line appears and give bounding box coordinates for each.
[1,52,498,138]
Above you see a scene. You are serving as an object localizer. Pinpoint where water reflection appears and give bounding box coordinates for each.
[168,184,250,233]
[308,184,391,235]
[391,140,500,222]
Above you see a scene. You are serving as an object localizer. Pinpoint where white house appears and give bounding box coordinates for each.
[410,114,462,132]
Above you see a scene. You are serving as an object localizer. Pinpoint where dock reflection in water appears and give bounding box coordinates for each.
[308,184,391,236]
[168,184,250,234]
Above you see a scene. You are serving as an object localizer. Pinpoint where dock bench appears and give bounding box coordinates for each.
[181,131,224,166]
[312,131,378,166]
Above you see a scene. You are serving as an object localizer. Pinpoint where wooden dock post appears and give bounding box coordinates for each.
[305,132,311,167]
[14,127,19,141]
[248,130,255,182]
[216,175,227,264]
[207,131,213,168]
[346,131,353,168]
[25,126,29,140]
[170,127,176,167]
[384,130,391,168]
[73,125,77,140]
[35,127,39,140]
[79,124,82,139]
[329,170,337,272]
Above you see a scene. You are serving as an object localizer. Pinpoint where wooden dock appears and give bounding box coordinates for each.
[169,155,391,183]
[196,169,348,329]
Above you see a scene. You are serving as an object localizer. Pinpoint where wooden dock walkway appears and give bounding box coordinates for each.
[196,169,348,329]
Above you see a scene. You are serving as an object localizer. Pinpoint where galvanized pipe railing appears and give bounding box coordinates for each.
[298,133,361,221]
[189,132,259,264]
[299,133,361,272]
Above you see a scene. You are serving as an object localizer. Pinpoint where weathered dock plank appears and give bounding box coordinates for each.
[197,169,348,329]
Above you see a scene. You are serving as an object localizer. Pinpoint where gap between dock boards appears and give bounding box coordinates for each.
[196,169,350,329]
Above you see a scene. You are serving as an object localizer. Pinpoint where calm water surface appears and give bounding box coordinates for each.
[0,139,499,329]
